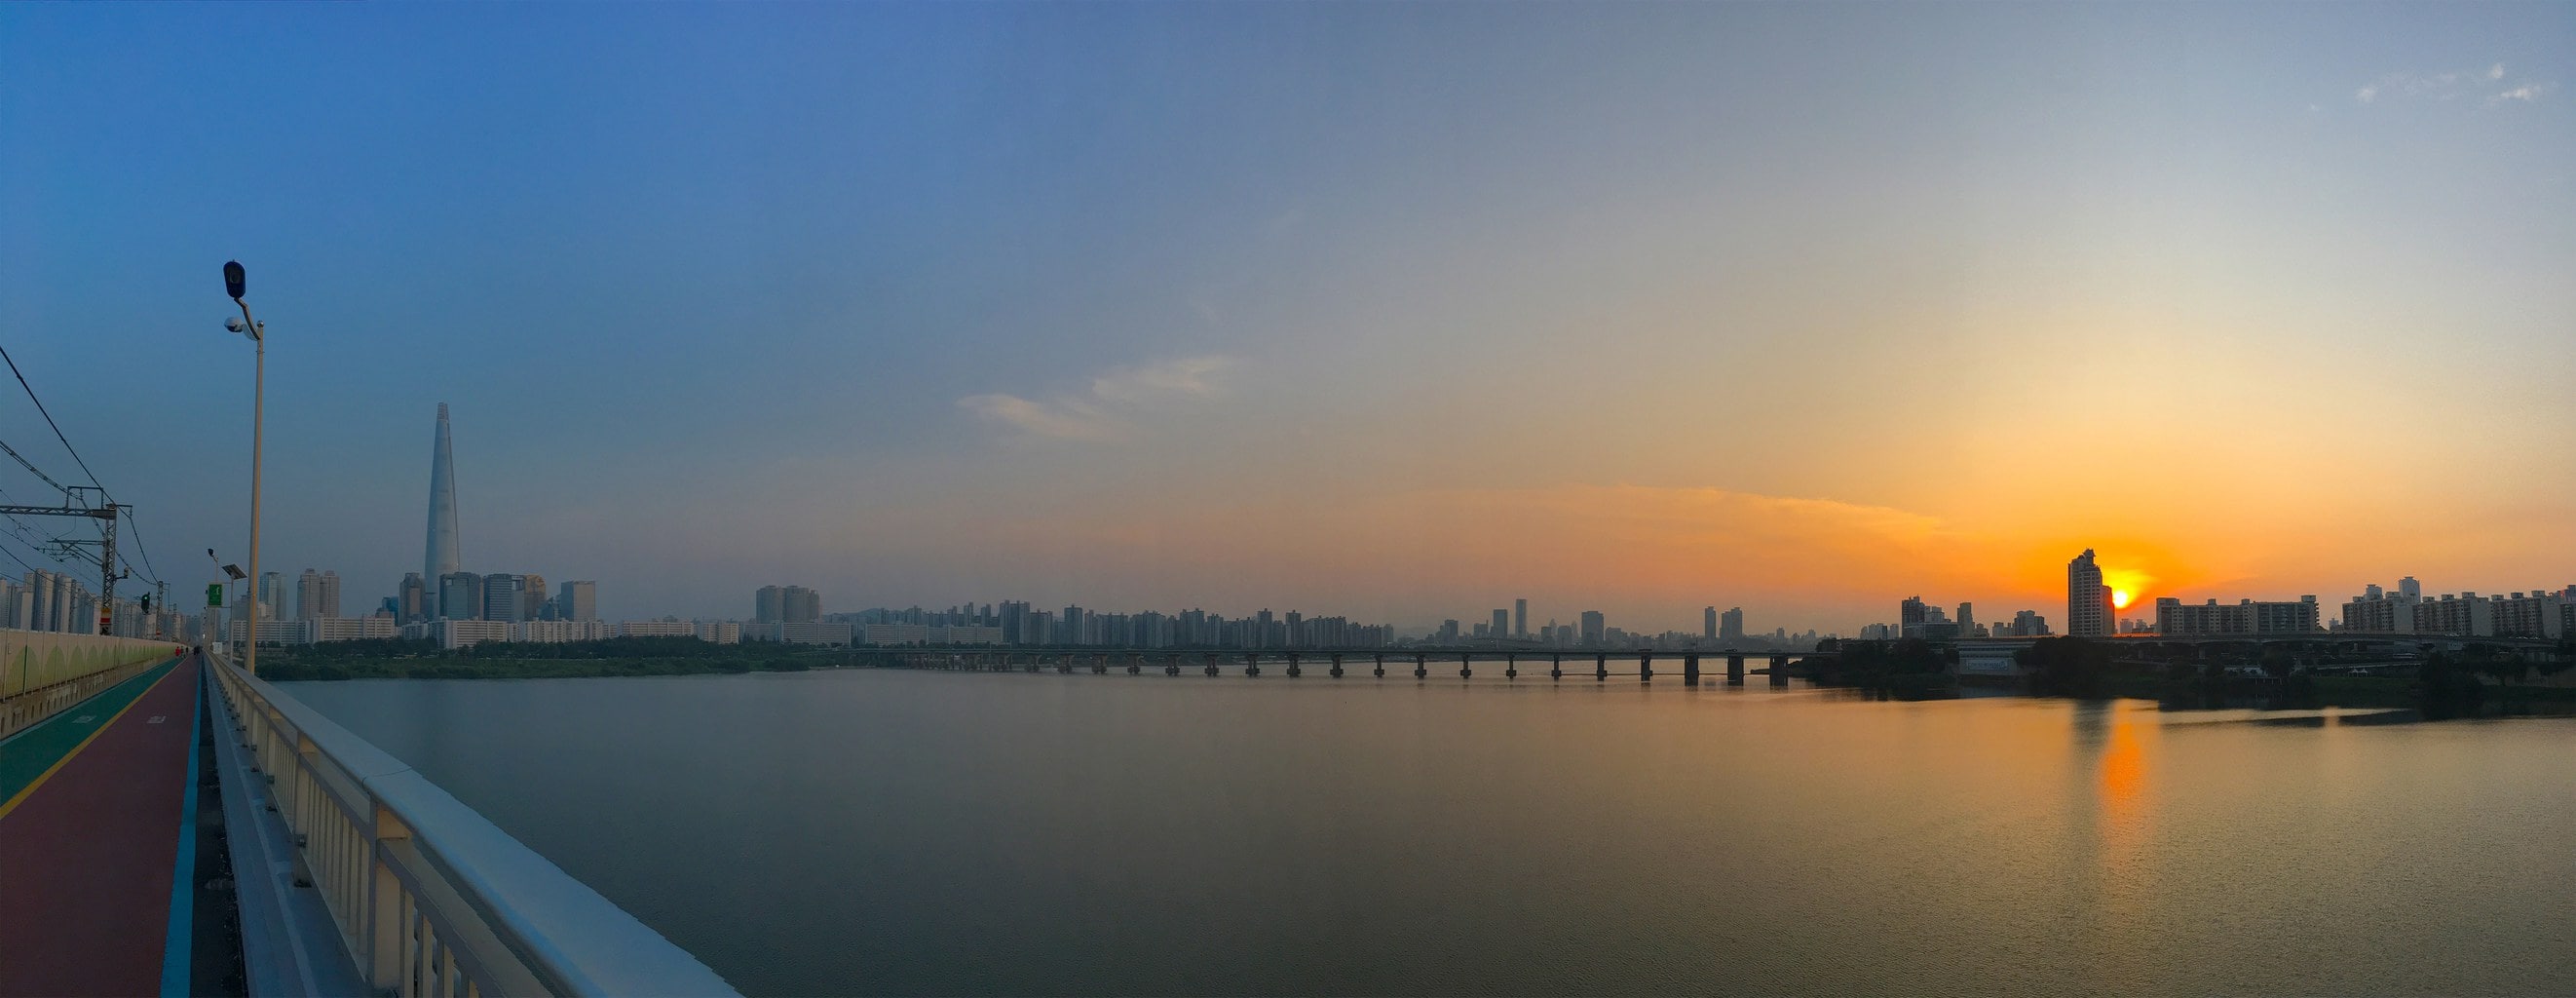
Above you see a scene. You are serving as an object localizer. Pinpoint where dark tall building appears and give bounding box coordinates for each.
[1579,610,1605,645]
[2066,550,2113,638]
[1901,596,1929,629]
[1719,606,1746,643]
[1514,598,1528,637]
[1703,606,1718,639]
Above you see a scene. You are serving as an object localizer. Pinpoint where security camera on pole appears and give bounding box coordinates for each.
[224,260,266,675]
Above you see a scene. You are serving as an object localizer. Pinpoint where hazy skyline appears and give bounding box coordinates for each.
[3,4,2570,630]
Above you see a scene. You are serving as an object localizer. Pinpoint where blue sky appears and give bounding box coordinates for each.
[3,4,2569,631]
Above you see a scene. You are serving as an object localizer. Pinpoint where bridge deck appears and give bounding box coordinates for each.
[0,655,198,998]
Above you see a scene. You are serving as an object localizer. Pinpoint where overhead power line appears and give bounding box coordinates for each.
[0,343,105,492]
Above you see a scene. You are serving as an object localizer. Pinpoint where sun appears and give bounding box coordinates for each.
[2111,589,2134,609]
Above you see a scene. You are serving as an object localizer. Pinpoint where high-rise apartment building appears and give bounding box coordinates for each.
[1703,606,1718,640]
[424,403,461,617]
[556,580,597,622]
[757,585,820,624]
[1490,608,1508,638]
[1900,596,1928,628]
[296,569,323,621]
[1720,606,1745,643]
[258,571,284,622]
[1579,610,1605,645]
[2065,550,2112,638]
[1514,598,1529,637]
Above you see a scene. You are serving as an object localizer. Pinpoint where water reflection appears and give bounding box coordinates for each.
[281,672,2576,997]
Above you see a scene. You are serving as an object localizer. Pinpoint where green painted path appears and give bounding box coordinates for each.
[0,658,179,817]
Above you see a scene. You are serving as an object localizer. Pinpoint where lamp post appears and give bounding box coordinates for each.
[208,548,246,658]
[224,261,265,676]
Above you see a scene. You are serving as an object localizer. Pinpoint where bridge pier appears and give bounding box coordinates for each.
[1374,654,1385,678]
[1205,654,1220,677]
[1414,653,1427,680]
[1769,653,1790,686]
[1287,653,1302,678]
[1126,655,1140,675]
[1330,654,1345,678]
[1726,652,1745,685]
[1684,653,1700,686]
[1550,654,1562,680]
[1459,652,1472,680]
[1166,655,1180,676]
[1595,653,1609,682]
[1244,653,1261,677]
[1505,654,1517,680]
[1640,652,1653,684]
[1092,654,1108,675]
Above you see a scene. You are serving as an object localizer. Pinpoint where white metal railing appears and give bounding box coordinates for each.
[0,629,184,742]
[208,653,738,997]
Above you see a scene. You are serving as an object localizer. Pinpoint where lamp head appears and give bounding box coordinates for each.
[224,317,246,334]
[223,260,246,300]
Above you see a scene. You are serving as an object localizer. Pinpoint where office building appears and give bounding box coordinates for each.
[437,572,484,622]
[1955,602,1975,637]
[1579,610,1605,645]
[1703,606,1718,640]
[1515,598,1529,637]
[398,573,427,624]
[482,574,525,623]
[1490,608,1509,638]
[556,580,597,622]
[2066,550,2112,638]
[521,572,549,621]
[424,403,461,616]
[257,571,284,622]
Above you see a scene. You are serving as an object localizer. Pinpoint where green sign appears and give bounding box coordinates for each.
[208,583,224,608]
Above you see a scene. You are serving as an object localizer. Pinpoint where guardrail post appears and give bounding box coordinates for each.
[368,806,413,990]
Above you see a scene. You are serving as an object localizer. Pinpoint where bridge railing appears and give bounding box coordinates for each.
[0,628,183,742]
[207,652,737,997]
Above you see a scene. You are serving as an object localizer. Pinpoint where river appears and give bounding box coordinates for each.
[283,669,2576,996]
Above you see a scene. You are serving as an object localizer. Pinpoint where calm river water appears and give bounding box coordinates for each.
[284,669,2576,996]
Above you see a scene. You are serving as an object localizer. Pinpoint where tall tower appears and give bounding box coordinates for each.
[425,403,461,616]
[2067,549,2111,638]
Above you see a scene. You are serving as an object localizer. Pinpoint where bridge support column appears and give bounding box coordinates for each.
[1595,653,1609,681]
[1769,653,1791,686]
[1505,654,1517,680]
[1374,654,1385,678]
[1205,654,1220,677]
[1127,656,1140,675]
[1287,653,1301,678]
[1459,653,1472,679]
[1414,654,1427,680]
[1726,653,1745,685]
[1166,655,1180,676]
[1684,653,1700,686]
[1550,654,1562,680]
[1640,652,1653,684]
[1244,654,1260,677]
[1330,654,1345,678]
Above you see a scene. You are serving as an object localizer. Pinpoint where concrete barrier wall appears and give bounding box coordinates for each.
[0,628,186,741]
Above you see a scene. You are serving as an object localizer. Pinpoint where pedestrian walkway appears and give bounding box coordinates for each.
[0,654,199,998]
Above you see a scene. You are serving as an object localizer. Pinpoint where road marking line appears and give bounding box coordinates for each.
[0,661,180,825]
[149,716,167,724]
[74,715,96,724]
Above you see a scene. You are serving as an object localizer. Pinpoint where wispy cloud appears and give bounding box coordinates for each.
[2356,62,2553,107]
[961,356,1238,442]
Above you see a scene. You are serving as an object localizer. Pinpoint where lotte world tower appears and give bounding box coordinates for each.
[424,403,461,614]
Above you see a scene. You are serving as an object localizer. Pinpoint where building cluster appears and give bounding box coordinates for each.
[3,569,192,641]
[2339,578,2572,639]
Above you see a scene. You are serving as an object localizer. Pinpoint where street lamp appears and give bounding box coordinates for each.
[208,548,246,658]
[224,261,266,676]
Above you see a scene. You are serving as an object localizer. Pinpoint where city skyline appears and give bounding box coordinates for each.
[4,5,2571,632]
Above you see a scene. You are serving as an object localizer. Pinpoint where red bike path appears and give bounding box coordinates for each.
[0,654,197,998]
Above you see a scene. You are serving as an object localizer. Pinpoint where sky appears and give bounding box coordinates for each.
[1,3,2570,633]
